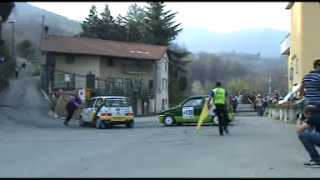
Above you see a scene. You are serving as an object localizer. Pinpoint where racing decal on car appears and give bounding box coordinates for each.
[182,107,194,119]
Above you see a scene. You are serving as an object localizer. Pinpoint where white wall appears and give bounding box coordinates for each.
[55,55,100,89]
[155,53,169,113]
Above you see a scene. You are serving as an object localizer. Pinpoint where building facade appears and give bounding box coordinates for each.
[281,2,320,90]
[40,35,169,115]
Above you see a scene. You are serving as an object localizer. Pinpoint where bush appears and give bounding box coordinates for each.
[33,65,40,76]
[49,97,58,111]
[267,104,277,108]
[0,45,14,91]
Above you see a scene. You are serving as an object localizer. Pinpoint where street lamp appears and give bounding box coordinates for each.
[8,19,16,64]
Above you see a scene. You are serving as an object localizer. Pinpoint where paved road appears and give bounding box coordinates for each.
[0,58,319,177]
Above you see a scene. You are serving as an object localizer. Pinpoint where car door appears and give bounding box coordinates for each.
[82,98,96,122]
[90,97,105,121]
[181,97,203,123]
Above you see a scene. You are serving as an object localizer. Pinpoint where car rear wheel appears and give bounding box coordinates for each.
[96,118,106,129]
[126,120,134,128]
[164,115,175,126]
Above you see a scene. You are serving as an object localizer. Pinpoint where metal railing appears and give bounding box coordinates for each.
[281,33,290,55]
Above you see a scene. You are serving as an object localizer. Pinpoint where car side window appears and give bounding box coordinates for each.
[86,99,96,108]
[95,98,105,108]
[192,99,203,107]
[183,98,202,107]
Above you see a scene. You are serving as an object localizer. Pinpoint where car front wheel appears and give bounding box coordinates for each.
[164,115,175,126]
[79,116,86,127]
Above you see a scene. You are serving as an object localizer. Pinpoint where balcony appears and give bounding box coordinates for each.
[281,33,290,55]
[97,85,155,98]
[123,61,149,75]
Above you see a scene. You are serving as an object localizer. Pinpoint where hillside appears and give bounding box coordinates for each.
[1,2,82,61]
[176,26,289,58]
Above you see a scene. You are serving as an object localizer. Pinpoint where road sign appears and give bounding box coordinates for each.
[65,74,70,82]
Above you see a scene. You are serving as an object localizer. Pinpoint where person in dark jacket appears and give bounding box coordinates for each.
[64,95,82,126]
[296,105,320,167]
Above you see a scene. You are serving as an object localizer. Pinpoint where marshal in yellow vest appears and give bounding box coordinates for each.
[212,88,226,105]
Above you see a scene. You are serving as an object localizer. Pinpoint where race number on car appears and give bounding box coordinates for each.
[182,107,194,119]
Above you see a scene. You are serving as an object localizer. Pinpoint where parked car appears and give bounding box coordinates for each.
[158,95,235,126]
[79,96,134,129]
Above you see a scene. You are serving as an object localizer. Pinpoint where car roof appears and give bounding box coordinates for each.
[188,95,209,99]
[92,96,127,99]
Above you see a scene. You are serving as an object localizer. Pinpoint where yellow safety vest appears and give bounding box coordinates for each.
[212,88,226,105]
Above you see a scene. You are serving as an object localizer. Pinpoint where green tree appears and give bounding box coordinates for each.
[124,3,146,42]
[143,2,182,46]
[167,43,190,77]
[16,39,34,59]
[178,76,187,91]
[226,78,250,95]
[80,4,100,38]
[0,2,15,43]
[143,2,190,105]
[98,4,114,39]
[168,78,185,106]
[81,4,127,41]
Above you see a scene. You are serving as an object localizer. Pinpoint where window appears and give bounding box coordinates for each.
[165,79,168,90]
[56,73,75,88]
[134,79,139,88]
[125,78,132,90]
[162,78,167,91]
[56,73,64,88]
[139,79,144,88]
[162,78,165,91]
[183,98,203,107]
[296,59,299,73]
[149,80,153,90]
[106,77,114,92]
[69,74,76,88]
[108,58,114,66]
[65,55,75,64]
[95,98,105,108]
[290,67,294,80]
[165,63,168,71]
[115,78,124,88]
[105,98,130,107]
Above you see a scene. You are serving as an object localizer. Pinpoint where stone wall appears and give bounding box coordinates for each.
[266,107,302,124]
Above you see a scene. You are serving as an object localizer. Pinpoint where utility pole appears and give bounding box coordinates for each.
[8,20,16,64]
[268,76,271,94]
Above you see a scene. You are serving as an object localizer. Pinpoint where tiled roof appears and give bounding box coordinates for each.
[40,35,168,60]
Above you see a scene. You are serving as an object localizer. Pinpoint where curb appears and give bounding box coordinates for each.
[41,89,49,101]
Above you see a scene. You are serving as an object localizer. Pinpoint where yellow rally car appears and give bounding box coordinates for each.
[79,96,134,129]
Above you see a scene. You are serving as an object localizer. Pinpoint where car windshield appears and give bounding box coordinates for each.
[104,98,130,107]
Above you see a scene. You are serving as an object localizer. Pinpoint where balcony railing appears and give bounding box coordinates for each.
[97,86,155,98]
[281,33,290,55]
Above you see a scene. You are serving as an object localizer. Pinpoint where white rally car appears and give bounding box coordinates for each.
[79,96,134,129]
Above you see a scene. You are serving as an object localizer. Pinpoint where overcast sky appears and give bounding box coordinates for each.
[29,2,290,34]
